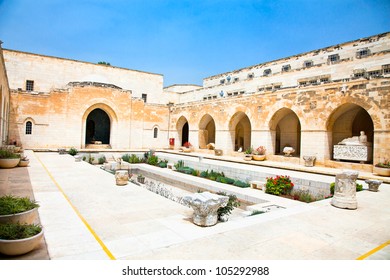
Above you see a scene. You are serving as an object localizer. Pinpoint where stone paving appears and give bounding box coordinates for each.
[0,150,389,260]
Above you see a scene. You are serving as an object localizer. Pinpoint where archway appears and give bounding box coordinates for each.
[270,108,301,156]
[199,114,216,149]
[327,103,374,161]
[229,112,251,151]
[85,108,111,144]
[176,116,189,146]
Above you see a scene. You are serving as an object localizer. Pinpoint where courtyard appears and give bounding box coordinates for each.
[1,149,389,260]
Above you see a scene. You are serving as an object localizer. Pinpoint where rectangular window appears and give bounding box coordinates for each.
[320,77,329,83]
[368,70,381,77]
[303,60,313,68]
[282,64,291,72]
[247,73,254,79]
[328,54,340,64]
[141,93,147,103]
[26,80,34,91]
[263,69,272,76]
[220,79,225,84]
[356,49,370,59]
[233,77,239,82]
[382,64,390,75]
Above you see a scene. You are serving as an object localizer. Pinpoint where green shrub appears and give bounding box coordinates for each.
[0,195,39,215]
[217,192,240,220]
[177,166,194,174]
[216,176,235,184]
[0,223,42,240]
[98,155,106,164]
[291,189,316,203]
[265,175,294,195]
[233,180,250,188]
[158,161,168,168]
[174,160,185,170]
[200,170,209,178]
[330,182,363,195]
[147,155,159,166]
[192,169,200,176]
[68,147,78,156]
[0,148,20,159]
[249,210,265,216]
[122,154,141,163]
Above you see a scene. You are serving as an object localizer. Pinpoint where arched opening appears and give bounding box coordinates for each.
[229,112,251,151]
[176,116,189,146]
[25,121,32,135]
[85,108,111,145]
[153,127,158,138]
[328,103,374,162]
[270,108,301,156]
[198,114,216,149]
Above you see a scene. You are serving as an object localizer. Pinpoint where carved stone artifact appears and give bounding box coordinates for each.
[331,170,359,209]
[183,192,228,227]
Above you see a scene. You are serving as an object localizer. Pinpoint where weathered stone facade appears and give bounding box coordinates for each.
[0,42,10,145]
[1,32,389,171]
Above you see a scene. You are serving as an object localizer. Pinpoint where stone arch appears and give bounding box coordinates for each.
[326,103,374,161]
[82,103,117,147]
[269,108,301,155]
[198,114,216,149]
[176,116,189,146]
[229,111,252,151]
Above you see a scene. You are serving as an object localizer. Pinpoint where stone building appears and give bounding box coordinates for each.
[0,42,10,145]
[0,32,389,171]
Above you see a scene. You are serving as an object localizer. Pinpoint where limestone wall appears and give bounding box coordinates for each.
[3,49,164,103]
[0,45,10,145]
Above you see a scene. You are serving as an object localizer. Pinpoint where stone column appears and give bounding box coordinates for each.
[331,170,359,209]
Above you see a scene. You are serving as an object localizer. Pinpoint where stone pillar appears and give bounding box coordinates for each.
[331,170,359,209]
[365,179,382,192]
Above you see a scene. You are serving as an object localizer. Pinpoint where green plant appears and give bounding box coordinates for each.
[200,170,209,178]
[147,155,159,166]
[0,148,20,159]
[233,180,250,188]
[216,176,235,184]
[0,195,39,215]
[265,175,294,196]
[98,155,106,164]
[0,223,42,240]
[192,169,200,176]
[291,189,316,203]
[137,174,145,179]
[249,210,265,216]
[217,192,240,220]
[68,147,78,156]
[82,156,86,161]
[244,146,253,155]
[330,182,363,195]
[375,159,390,168]
[174,160,185,170]
[158,160,168,168]
[88,154,94,164]
[177,166,194,174]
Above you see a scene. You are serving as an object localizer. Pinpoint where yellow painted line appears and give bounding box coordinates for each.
[35,153,116,260]
[356,240,390,260]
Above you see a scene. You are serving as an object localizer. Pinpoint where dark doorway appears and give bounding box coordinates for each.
[182,122,189,146]
[85,109,110,144]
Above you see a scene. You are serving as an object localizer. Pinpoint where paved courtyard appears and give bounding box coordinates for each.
[0,150,389,260]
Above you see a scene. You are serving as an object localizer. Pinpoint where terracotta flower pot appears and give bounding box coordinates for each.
[252,155,266,161]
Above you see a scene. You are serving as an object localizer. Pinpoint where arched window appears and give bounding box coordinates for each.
[153,127,158,138]
[25,121,32,135]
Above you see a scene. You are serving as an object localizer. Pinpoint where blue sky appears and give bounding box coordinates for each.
[0,0,389,86]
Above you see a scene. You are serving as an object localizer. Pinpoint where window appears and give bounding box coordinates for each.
[320,77,329,83]
[220,79,225,84]
[356,49,370,59]
[153,127,158,138]
[247,73,254,79]
[263,69,271,76]
[328,54,340,64]
[368,70,381,77]
[141,93,147,103]
[233,77,239,82]
[25,121,32,135]
[303,60,313,68]
[382,64,390,75]
[282,64,291,72]
[26,80,34,91]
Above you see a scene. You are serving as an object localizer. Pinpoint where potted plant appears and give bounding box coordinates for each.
[137,174,145,184]
[182,142,193,153]
[0,147,21,169]
[243,147,253,161]
[18,155,30,167]
[374,159,390,176]
[252,146,266,161]
[0,223,43,256]
[0,195,39,224]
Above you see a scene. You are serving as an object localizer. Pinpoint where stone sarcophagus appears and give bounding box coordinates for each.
[333,145,372,162]
[333,131,372,162]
